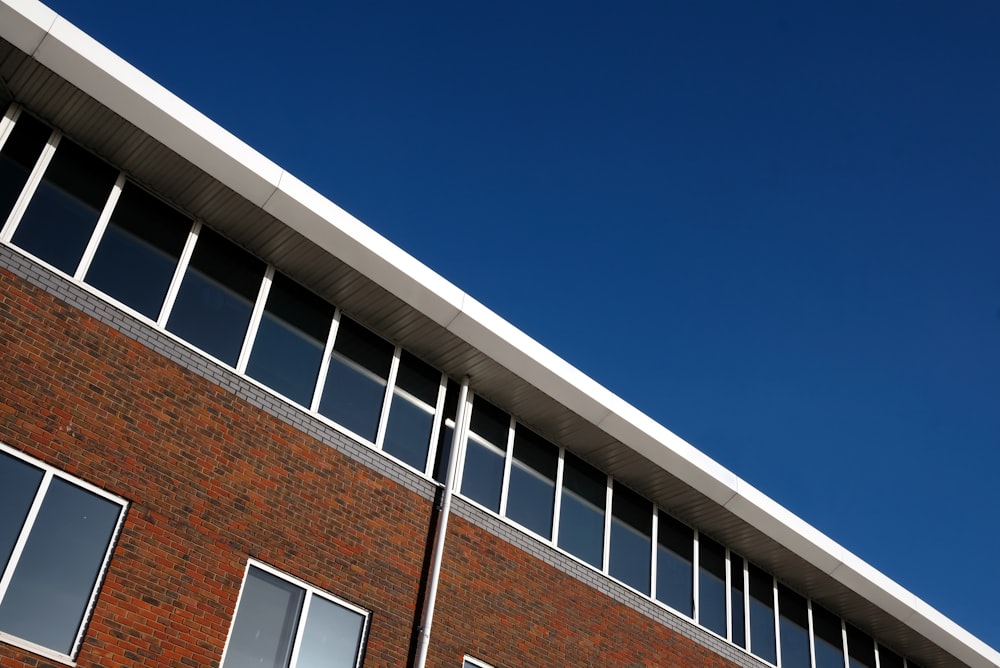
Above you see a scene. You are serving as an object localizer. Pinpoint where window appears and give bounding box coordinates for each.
[504,426,558,539]
[778,584,811,668]
[84,181,193,320]
[0,445,127,661]
[463,657,494,668]
[459,397,510,513]
[748,563,777,664]
[729,553,747,648]
[698,534,727,637]
[317,316,394,442]
[847,625,876,668]
[609,482,651,594]
[222,562,369,668]
[166,226,266,366]
[0,111,50,226]
[381,351,442,472]
[656,511,693,616]
[812,603,844,668]
[245,272,334,406]
[557,452,606,568]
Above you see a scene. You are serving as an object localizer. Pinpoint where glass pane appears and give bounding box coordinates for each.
[557,452,605,568]
[730,554,746,648]
[431,381,460,483]
[656,512,693,616]
[85,182,191,319]
[167,227,265,366]
[698,535,727,636]
[505,427,557,539]
[847,625,876,668]
[460,398,509,512]
[382,352,440,471]
[878,645,905,668]
[779,585,811,668]
[0,477,120,655]
[0,451,44,571]
[318,317,393,442]
[295,595,366,668]
[813,605,845,668]
[608,482,651,594]
[223,566,304,668]
[0,113,50,223]
[246,273,333,406]
[12,138,117,274]
[748,564,776,664]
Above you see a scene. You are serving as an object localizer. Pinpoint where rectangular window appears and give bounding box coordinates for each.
[84,181,192,320]
[812,603,844,668]
[504,426,558,539]
[463,657,494,668]
[166,226,266,366]
[222,562,369,668]
[460,397,510,513]
[729,553,747,648]
[778,584,811,668]
[432,380,461,483]
[317,316,394,443]
[381,351,442,472]
[656,512,693,617]
[748,563,777,664]
[847,625,876,668]
[11,135,118,274]
[609,482,651,594]
[0,111,50,226]
[245,272,334,406]
[557,452,606,569]
[698,534,727,637]
[878,645,905,668]
[0,445,127,661]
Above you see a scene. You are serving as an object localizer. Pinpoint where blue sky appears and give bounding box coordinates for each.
[44,0,1000,653]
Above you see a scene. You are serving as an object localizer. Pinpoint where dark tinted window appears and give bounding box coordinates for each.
[878,646,905,668]
[460,398,509,512]
[223,566,304,668]
[0,113,50,223]
[382,352,441,471]
[0,452,44,571]
[730,554,746,647]
[505,427,558,538]
[813,604,845,668]
[245,273,333,406]
[779,584,811,668]
[167,227,265,365]
[318,316,393,442]
[656,512,693,616]
[748,564,776,663]
[431,380,461,483]
[12,138,117,274]
[698,535,727,636]
[847,625,876,668]
[609,482,651,593]
[557,452,606,568]
[85,182,191,319]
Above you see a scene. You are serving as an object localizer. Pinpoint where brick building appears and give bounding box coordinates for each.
[0,1,996,667]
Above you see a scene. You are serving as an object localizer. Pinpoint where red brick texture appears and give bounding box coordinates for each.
[0,266,743,668]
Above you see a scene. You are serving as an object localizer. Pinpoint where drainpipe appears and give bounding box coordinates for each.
[414,377,470,668]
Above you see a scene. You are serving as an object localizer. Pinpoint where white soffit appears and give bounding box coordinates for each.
[2,2,997,667]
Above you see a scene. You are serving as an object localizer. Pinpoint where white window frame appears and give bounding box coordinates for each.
[463,656,495,668]
[219,559,370,668]
[0,442,128,664]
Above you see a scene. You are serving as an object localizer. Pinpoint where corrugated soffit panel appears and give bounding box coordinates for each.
[0,37,973,668]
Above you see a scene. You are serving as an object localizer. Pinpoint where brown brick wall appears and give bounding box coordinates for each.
[0,265,745,668]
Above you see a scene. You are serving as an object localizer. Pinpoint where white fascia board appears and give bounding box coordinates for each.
[263,172,465,327]
[2,1,283,208]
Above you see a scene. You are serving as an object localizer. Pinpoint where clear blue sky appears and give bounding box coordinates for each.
[44,0,1000,653]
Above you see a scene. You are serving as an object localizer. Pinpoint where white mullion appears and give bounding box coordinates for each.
[157,219,200,327]
[725,548,733,641]
[650,507,659,598]
[373,346,402,450]
[311,310,342,412]
[773,577,782,668]
[692,530,701,624]
[0,471,53,603]
[743,560,751,653]
[0,103,21,150]
[498,416,516,516]
[601,475,612,573]
[287,589,314,668]
[1,128,60,243]
[873,640,881,668]
[841,619,850,668]
[76,172,126,280]
[423,374,447,477]
[808,599,817,668]
[550,448,565,544]
[235,264,274,373]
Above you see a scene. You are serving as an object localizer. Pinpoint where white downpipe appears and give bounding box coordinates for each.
[413,377,470,668]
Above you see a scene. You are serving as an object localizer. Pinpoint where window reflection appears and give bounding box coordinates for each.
[12,137,117,274]
[557,453,606,568]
